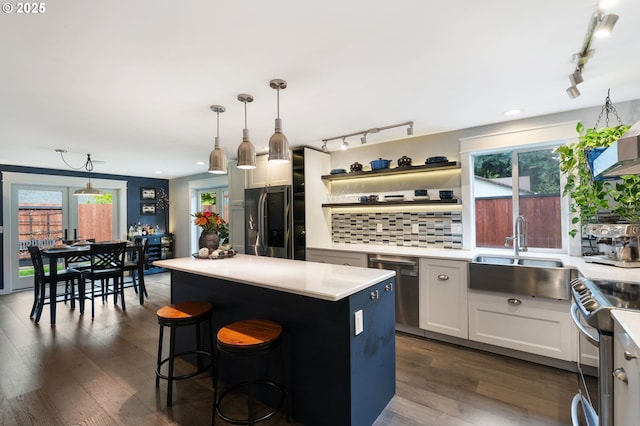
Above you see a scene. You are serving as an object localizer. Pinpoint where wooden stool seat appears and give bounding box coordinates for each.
[155,300,214,407]
[217,319,282,351]
[157,300,213,322]
[213,319,287,425]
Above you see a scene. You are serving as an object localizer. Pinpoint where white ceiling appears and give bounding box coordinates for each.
[1,0,639,179]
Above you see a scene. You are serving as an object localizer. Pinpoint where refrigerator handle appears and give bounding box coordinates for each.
[258,192,266,254]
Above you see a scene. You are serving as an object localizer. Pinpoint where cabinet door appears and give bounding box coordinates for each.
[246,155,292,188]
[246,155,268,188]
[306,248,367,267]
[419,258,468,338]
[468,291,575,361]
[614,321,640,425]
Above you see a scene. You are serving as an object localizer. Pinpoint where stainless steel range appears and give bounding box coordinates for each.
[570,277,640,426]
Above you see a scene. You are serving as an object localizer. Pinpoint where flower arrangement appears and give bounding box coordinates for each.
[192,211,229,241]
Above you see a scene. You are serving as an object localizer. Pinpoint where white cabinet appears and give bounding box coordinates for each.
[246,154,292,188]
[468,290,576,361]
[419,258,468,339]
[306,248,368,268]
[613,313,640,426]
[227,160,246,252]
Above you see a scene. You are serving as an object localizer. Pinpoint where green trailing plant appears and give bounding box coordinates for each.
[557,122,640,238]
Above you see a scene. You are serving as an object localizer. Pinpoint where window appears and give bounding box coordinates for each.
[474,147,561,250]
[197,188,229,220]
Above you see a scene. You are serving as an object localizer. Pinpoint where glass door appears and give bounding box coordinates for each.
[11,184,117,291]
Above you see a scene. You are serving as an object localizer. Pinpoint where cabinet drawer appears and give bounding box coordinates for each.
[306,249,367,268]
[468,291,575,361]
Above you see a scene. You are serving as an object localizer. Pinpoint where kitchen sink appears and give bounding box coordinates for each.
[469,255,578,300]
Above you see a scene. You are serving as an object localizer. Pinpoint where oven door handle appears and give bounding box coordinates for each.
[571,392,599,426]
[570,303,599,346]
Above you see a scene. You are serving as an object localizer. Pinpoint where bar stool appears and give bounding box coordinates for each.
[155,300,214,406]
[213,319,286,425]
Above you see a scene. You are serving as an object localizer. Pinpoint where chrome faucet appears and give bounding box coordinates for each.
[505,215,528,256]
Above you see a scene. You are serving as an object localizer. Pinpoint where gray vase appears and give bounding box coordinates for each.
[199,231,220,251]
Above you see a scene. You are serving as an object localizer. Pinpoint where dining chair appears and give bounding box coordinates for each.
[82,241,127,318]
[28,245,85,326]
[122,237,148,301]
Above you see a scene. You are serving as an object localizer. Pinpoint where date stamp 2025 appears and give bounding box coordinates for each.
[2,2,46,14]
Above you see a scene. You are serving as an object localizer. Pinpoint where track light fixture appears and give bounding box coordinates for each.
[236,94,256,170]
[56,149,104,196]
[208,105,227,174]
[321,121,414,152]
[565,1,620,98]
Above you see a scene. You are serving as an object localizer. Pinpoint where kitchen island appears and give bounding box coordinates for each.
[154,254,396,426]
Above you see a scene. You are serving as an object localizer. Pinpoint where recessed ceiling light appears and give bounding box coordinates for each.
[504,109,521,116]
[154,170,163,174]
[196,161,205,165]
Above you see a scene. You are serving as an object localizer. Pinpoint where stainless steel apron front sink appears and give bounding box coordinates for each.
[469,255,579,300]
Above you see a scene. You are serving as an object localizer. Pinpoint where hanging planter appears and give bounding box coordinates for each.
[557,91,640,237]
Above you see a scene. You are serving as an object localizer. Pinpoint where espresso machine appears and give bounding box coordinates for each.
[584,223,640,268]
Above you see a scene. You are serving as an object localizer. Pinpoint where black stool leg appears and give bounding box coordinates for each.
[248,354,256,425]
[156,324,164,388]
[167,324,176,406]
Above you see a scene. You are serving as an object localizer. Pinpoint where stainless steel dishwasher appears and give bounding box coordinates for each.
[368,255,419,327]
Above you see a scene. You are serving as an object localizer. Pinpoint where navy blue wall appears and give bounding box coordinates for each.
[0,164,169,290]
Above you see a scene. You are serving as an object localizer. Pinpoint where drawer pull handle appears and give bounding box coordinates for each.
[385,283,393,292]
[507,298,522,305]
[437,274,449,281]
[370,290,379,300]
[613,368,628,384]
[624,351,637,361]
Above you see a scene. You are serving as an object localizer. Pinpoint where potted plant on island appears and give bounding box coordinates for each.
[192,211,229,251]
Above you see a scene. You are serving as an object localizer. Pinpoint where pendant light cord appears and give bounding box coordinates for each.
[57,151,94,172]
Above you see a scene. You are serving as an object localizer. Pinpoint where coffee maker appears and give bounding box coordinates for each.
[584,223,640,268]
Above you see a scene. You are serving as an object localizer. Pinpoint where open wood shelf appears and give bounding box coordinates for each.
[321,161,460,181]
[322,198,461,208]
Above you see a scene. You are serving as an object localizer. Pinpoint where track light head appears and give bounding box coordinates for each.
[566,86,581,99]
[407,123,414,136]
[569,69,584,86]
[594,14,618,38]
[360,134,367,144]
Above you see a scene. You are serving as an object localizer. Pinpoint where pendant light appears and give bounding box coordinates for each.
[74,154,103,196]
[268,78,290,163]
[236,94,256,169]
[56,149,104,196]
[208,105,228,174]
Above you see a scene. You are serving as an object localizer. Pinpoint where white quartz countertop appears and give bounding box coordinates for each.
[308,244,640,283]
[154,254,395,302]
[612,310,640,352]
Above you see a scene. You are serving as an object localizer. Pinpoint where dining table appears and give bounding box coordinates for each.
[41,241,146,322]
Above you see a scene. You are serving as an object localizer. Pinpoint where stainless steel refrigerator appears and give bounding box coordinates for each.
[245,185,292,259]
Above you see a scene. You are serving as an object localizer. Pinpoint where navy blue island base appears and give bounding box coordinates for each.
[168,269,396,426]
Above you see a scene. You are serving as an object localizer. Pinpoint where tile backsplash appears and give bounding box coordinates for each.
[331,211,462,248]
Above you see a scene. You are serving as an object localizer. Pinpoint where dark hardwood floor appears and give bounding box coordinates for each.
[0,272,589,425]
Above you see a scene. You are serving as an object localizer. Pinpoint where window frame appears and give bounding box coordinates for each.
[459,122,580,255]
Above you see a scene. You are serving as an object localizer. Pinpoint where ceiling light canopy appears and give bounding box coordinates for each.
[268,78,290,163]
[208,105,227,174]
[56,149,104,196]
[236,94,256,170]
[321,121,414,152]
